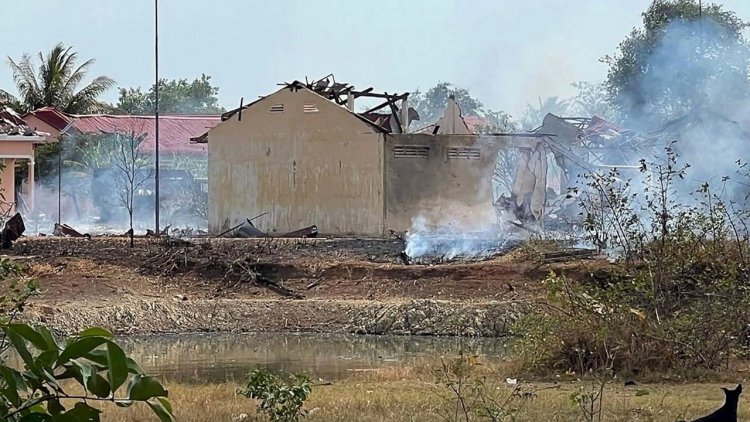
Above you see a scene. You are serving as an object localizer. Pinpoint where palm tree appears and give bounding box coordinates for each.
[4,43,115,113]
[521,96,571,130]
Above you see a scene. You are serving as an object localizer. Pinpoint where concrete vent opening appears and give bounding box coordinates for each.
[394,145,430,158]
[447,146,481,160]
[303,103,319,113]
[269,104,284,113]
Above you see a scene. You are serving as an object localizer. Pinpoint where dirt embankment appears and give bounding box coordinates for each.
[7,237,589,336]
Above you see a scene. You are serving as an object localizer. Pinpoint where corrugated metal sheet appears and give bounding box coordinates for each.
[21,107,219,155]
[70,115,219,155]
[23,106,70,130]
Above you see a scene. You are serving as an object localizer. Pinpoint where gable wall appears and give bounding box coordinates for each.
[208,87,385,235]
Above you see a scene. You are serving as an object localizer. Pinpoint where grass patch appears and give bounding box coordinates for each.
[97,378,749,421]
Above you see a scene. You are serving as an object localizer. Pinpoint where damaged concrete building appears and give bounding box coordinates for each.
[0,108,49,215]
[199,77,552,236]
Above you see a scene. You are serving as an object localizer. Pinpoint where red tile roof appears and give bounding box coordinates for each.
[69,114,220,156]
[23,106,71,131]
[21,107,220,155]
[463,115,490,133]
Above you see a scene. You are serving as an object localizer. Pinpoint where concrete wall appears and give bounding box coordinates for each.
[383,133,542,232]
[383,134,500,231]
[23,115,61,141]
[208,87,385,236]
[0,140,34,157]
[0,159,15,214]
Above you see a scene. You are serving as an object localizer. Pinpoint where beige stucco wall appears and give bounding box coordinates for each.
[0,159,15,214]
[0,140,34,157]
[23,115,61,141]
[383,133,542,232]
[208,87,385,236]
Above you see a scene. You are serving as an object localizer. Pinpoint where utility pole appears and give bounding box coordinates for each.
[57,120,76,225]
[699,0,702,52]
[154,0,160,233]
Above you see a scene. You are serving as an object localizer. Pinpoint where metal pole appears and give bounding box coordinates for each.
[154,0,160,233]
[56,121,75,225]
[57,146,61,224]
[699,0,702,47]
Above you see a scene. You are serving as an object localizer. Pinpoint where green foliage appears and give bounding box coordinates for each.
[0,255,172,421]
[0,259,36,329]
[238,368,311,422]
[569,370,610,422]
[433,352,531,421]
[116,74,225,115]
[409,82,517,133]
[5,43,115,113]
[520,96,569,130]
[0,324,173,421]
[568,82,615,121]
[604,0,750,129]
[514,146,750,376]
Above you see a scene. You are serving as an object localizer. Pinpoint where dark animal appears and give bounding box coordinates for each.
[690,384,742,422]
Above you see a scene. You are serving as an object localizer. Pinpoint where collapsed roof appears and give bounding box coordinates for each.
[0,108,48,139]
[218,75,420,134]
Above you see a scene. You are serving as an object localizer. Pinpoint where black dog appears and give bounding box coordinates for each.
[690,384,742,422]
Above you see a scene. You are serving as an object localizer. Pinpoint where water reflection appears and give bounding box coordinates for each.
[116,333,507,384]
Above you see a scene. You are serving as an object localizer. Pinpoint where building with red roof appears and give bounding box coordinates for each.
[22,107,220,181]
[0,108,49,215]
[23,107,219,157]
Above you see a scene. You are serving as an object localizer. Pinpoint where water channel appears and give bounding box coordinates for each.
[115,332,508,384]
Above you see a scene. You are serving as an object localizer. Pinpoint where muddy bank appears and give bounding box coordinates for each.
[22,298,527,337]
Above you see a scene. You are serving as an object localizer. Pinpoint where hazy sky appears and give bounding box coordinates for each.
[3,0,750,117]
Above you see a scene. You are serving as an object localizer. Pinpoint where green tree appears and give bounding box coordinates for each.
[410,82,518,132]
[116,74,225,115]
[520,96,570,130]
[568,81,615,120]
[2,43,115,113]
[604,0,750,129]
[410,82,486,126]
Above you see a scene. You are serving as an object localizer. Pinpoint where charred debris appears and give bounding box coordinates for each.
[6,75,655,266]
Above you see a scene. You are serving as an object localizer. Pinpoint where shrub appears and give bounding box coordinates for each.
[0,256,173,421]
[0,324,173,421]
[514,145,750,375]
[238,368,312,422]
[433,352,533,421]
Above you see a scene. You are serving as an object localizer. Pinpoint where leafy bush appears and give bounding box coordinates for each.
[0,324,173,421]
[514,145,750,375]
[0,257,173,421]
[238,368,311,422]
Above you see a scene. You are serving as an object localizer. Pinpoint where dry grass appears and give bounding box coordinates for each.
[96,364,748,422]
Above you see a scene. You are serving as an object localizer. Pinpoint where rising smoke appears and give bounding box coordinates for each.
[28,129,207,235]
[403,136,524,260]
[405,14,750,260]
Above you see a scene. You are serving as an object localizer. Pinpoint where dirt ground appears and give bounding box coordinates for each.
[4,236,601,335]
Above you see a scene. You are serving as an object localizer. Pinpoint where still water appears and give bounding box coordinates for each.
[116,332,507,384]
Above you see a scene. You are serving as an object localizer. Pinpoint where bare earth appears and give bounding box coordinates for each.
[5,237,596,336]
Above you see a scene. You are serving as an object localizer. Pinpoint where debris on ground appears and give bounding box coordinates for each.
[541,248,597,263]
[280,225,318,238]
[236,222,269,238]
[1,213,25,249]
[137,240,304,299]
[53,223,91,239]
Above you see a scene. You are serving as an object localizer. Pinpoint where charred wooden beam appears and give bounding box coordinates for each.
[386,92,403,133]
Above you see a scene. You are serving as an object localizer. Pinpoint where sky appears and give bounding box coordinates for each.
[3,0,750,117]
